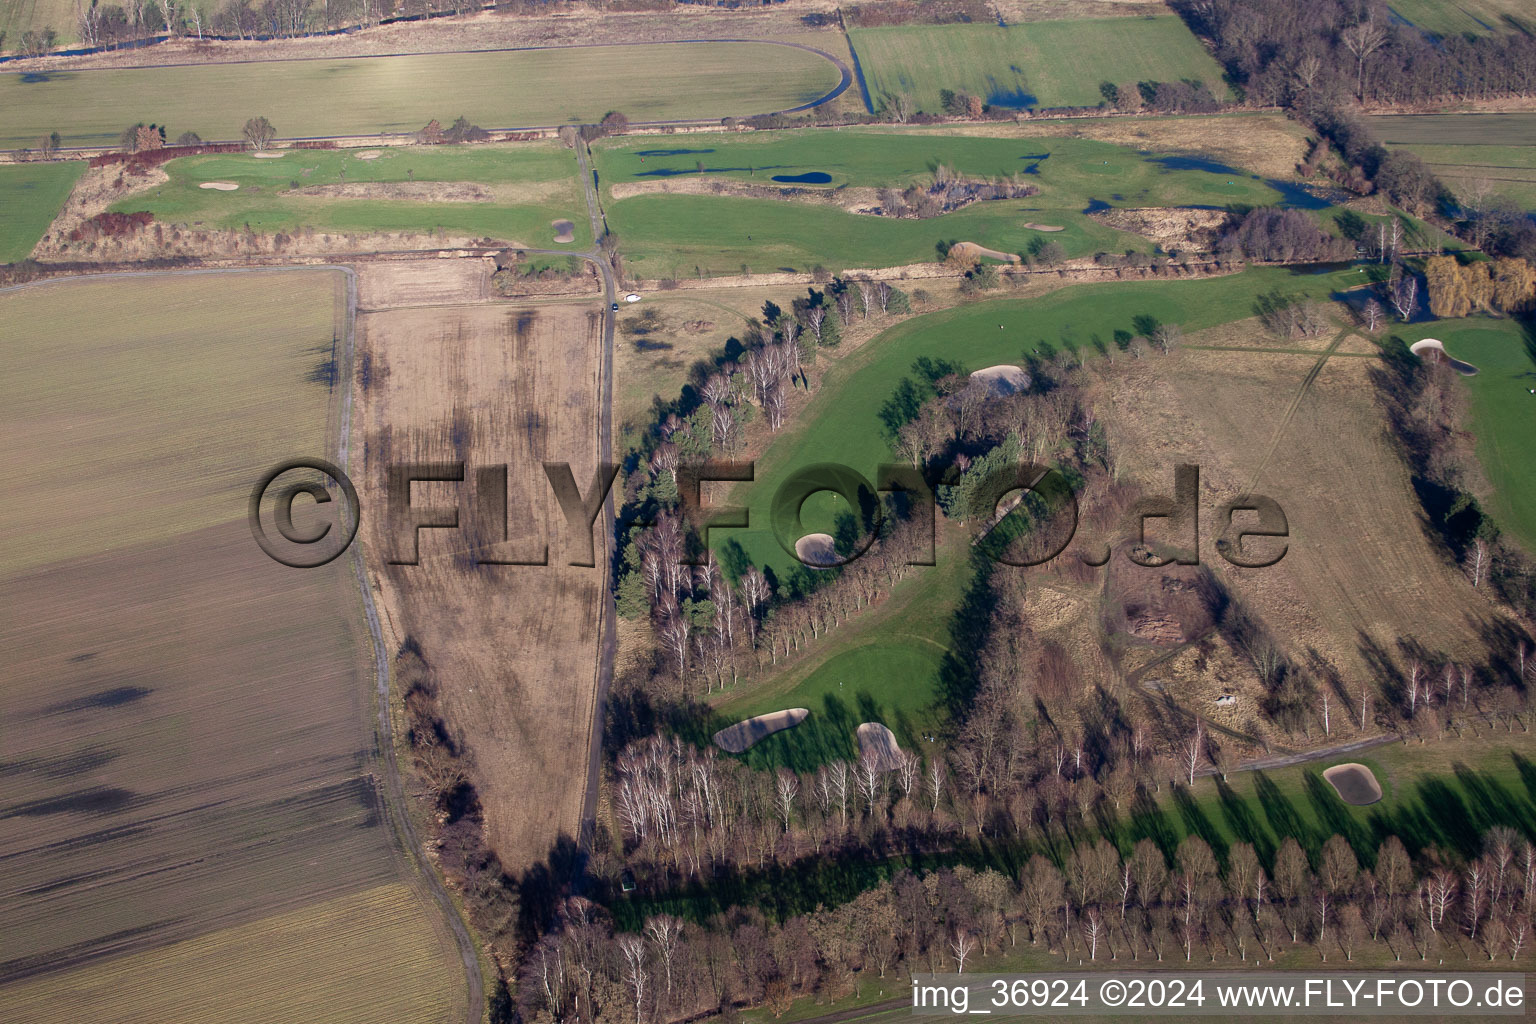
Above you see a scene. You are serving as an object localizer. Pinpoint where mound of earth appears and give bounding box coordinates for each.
[1088,206,1232,251]
[969,364,1030,395]
[1103,543,1216,645]
[285,181,493,202]
[199,181,239,191]
[1323,763,1382,805]
[712,709,810,754]
[947,241,1020,264]
[856,723,903,771]
[794,533,838,568]
[1409,338,1479,376]
[551,219,575,243]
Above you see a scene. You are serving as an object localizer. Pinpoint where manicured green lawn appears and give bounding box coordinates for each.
[0,159,83,262]
[109,144,590,248]
[1396,317,1536,553]
[715,266,1364,578]
[599,129,1297,274]
[849,18,1229,114]
[608,194,1136,276]
[0,41,843,148]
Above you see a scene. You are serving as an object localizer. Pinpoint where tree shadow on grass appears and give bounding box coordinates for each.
[1128,785,1180,862]
[1215,777,1275,867]
[741,691,857,773]
[1172,783,1228,864]
[1300,770,1373,863]
[1253,771,1319,859]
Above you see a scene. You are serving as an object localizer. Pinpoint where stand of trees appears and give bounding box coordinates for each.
[521,826,1536,1022]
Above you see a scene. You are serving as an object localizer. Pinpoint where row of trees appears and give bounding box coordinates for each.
[523,826,1536,1022]
[1424,255,1536,318]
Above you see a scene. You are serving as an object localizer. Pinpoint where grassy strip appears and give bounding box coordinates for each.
[0,159,83,261]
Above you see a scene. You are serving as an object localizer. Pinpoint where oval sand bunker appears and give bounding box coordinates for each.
[713,708,810,753]
[795,533,838,568]
[199,181,239,191]
[551,219,575,243]
[857,723,903,770]
[354,150,382,160]
[970,364,1029,395]
[1322,763,1382,806]
[1409,338,1479,376]
[252,151,286,158]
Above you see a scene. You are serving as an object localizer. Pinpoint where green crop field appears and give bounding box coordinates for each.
[849,18,1230,114]
[0,40,843,148]
[1397,317,1536,553]
[1368,114,1536,211]
[1387,0,1534,36]
[0,160,82,262]
[0,0,78,48]
[598,128,1298,274]
[109,143,591,248]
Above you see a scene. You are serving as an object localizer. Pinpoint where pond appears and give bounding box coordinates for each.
[771,171,832,184]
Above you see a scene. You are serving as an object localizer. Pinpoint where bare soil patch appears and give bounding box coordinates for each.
[355,258,493,309]
[948,240,1020,263]
[856,722,904,770]
[712,708,810,753]
[1322,762,1383,805]
[1090,206,1232,251]
[286,180,494,203]
[356,297,606,869]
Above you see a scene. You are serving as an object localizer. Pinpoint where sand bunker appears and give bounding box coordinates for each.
[354,150,382,160]
[947,241,1021,264]
[970,364,1030,395]
[857,723,903,771]
[252,151,285,159]
[1322,763,1383,806]
[794,533,839,568]
[199,181,239,191]
[551,219,575,243]
[713,708,810,754]
[1410,338,1479,376]
[1023,223,1064,232]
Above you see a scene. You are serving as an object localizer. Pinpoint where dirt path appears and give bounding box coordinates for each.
[1237,323,1356,500]
[1122,629,1284,753]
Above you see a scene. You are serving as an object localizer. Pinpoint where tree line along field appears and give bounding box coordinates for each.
[848,17,1231,115]
[0,271,463,1020]
[1368,114,1536,212]
[0,40,843,149]
[0,160,83,261]
[595,128,1305,275]
[107,142,591,249]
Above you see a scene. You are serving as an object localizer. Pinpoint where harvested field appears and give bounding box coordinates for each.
[0,271,462,1017]
[355,291,606,869]
[713,709,811,754]
[1323,763,1383,805]
[0,41,844,148]
[0,883,459,1024]
[856,722,904,770]
[1368,114,1536,207]
[355,257,493,309]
